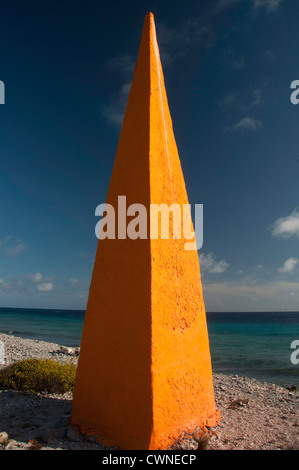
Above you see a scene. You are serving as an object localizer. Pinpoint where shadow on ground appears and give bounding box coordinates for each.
[0,389,72,445]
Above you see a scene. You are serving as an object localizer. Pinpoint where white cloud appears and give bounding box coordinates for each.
[252,0,282,12]
[222,46,245,70]
[30,272,43,283]
[156,0,284,64]
[219,92,238,112]
[156,20,214,65]
[70,278,79,286]
[101,15,213,126]
[272,208,299,239]
[202,279,299,311]
[249,86,263,107]
[278,258,298,274]
[36,282,54,292]
[0,236,26,257]
[106,54,135,79]
[101,54,135,126]
[205,0,243,16]
[219,83,268,117]
[0,278,11,291]
[0,272,56,296]
[101,0,284,127]
[196,0,283,17]
[0,236,12,249]
[5,241,26,257]
[194,0,283,22]
[199,252,229,274]
[231,117,262,132]
[101,82,131,126]
[262,49,276,61]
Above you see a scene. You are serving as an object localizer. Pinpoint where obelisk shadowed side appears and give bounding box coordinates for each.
[70,13,153,450]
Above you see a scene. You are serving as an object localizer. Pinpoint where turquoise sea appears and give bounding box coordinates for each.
[1,307,299,389]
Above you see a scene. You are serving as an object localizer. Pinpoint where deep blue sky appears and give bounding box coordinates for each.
[0,0,298,311]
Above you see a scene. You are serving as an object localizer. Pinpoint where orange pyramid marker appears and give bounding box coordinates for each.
[70,12,220,450]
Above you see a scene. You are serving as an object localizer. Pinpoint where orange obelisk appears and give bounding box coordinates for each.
[70,12,220,450]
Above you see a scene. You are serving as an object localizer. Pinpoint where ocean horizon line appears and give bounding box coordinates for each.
[1,306,299,314]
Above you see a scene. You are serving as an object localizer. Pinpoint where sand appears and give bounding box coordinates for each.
[0,332,299,450]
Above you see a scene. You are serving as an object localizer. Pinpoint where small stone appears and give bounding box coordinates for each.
[87,434,98,443]
[178,438,199,450]
[0,432,9,445]
[66,425,85,442]
[59,346,74,355]
[40,426,67,442]
[54,416,70,429]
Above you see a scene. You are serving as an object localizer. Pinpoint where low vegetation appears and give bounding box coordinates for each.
[0,358,77,394]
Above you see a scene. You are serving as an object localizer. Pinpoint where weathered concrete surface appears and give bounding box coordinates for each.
[70,12,220,450]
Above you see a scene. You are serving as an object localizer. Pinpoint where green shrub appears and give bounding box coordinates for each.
[0,358,77,394]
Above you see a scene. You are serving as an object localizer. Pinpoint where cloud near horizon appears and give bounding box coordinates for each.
[199,252,229,274]
[202,278,299,311]
[0,272,55,295]
[272,209,299,239]
[36,282,54,292]
[278,257,298,274]
[29,272,43,283]
[0,236,27,258]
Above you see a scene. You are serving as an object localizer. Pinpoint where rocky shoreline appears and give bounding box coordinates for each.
[0,332,299,450]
